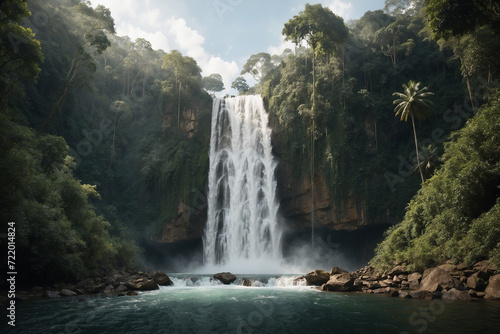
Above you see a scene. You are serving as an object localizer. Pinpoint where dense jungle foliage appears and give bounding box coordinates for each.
[1,0,499,283]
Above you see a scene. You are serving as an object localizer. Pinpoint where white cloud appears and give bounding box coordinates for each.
[267,37,296,56]
[325,0,353,20]
[92,0,240,96]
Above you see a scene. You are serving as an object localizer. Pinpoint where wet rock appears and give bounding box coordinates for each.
[409,290,433,299]
[127,291,138,296]
[153,271,173,286]
[43,291,60,298]
[305,270,330,286]
[115,285,128,293]
[213,272,237,285]
[399,291,411,298]
[126,279,159,291]
[442,288,472,301]
[484,274,500,299]
[322,273,354,292]
[60,289,77,297]
[420,268,454,292]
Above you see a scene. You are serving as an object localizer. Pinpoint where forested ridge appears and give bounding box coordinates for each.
[1,0,499,286]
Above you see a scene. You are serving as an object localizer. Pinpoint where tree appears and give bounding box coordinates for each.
[282,3,348,247]
[161,50,202,135]
[40,2,115,131]
[202,73,224,94]
[426,0,500,40]
[393,80,434,183]
[0,0,43,109]
[241,52,274,85]
[231,76,249,94]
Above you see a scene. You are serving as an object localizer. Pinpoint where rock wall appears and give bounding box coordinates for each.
[276,161,394,232]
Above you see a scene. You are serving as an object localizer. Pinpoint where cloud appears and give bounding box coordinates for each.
[325,0,353,20]
[92,0,240,95]
[267,37,296,56]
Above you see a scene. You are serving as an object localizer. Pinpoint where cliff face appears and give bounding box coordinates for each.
[276,161,393,232]
[157,101,394,244]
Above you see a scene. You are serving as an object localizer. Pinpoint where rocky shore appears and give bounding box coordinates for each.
[302,260,500,301]
[3,261,499,305]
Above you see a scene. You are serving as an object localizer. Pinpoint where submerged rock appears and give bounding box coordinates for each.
[442,288,472,301]
[213,272,237,285]
[305,270,330,286]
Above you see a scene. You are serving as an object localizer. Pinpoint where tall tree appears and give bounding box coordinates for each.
[231,76,249,94]
[0,0,43,109]
[282,3,348,246]
[202,73,224,94]
[161,50,202,135]
[40,2,115,131]
[241,52,274,85]
[393,80,434,183]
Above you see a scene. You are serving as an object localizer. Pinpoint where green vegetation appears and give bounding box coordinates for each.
[1,0,499,284]
[392,80,434,183]
[371,92,500,271]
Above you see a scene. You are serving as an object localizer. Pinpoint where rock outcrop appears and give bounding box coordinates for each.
[213,272,237,285]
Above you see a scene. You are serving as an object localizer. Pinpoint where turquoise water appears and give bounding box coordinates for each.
[5,274,500,334]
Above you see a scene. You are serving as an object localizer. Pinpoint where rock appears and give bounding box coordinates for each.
[410,290,433,299]
[115,285,128,293]
[407,272,422,282]
[60,289,77,297]
[213,272,237,285]
[476,292,486,298]
[127,291,138,296]
[438,263,457,272]
[420,268,454,292]
[43,291,61,298]
[442,288,472,301]
[242,278,254,287]
[153,271,173,286]
[388,289,399,297]
[409,280,420,290]
[305,270,330,286]
[399,291,411,298]
[329,267,348,276]
[322,273,354,292]
[473,260,497,273]
[484,274,500,299]
[466,272,487,291]
[387,266,407,276]
[126,279,159,291]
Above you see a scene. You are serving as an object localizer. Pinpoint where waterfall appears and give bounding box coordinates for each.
[203,95,282,269]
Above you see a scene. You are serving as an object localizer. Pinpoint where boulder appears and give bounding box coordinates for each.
[473,260,497,273]
[322,273,355,292]
[466,272,487,291]
[60,289,77,297]
[115,285,128,293]
[420,268,454,292]
[305,270,330,286]
[407,272,422,283]
[329,267,348,276]
[43,291,61,298]
[213,272,237,285]
[399,291,411,298]
[126,279,159,291]
[484,274,500,299]
[387,266,407,276]
[153,271,173,286]
[409,290,433,299]
[442,288,472,301]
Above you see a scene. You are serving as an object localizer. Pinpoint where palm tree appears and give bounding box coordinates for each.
[414,144,442,179]
[393,80,434,183]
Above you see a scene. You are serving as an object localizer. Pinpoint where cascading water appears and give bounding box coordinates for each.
[203,95,282,270]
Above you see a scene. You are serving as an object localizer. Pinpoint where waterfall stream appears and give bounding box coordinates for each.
[203,95,282,269]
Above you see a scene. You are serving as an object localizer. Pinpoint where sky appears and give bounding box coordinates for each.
[92,0,386,94]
